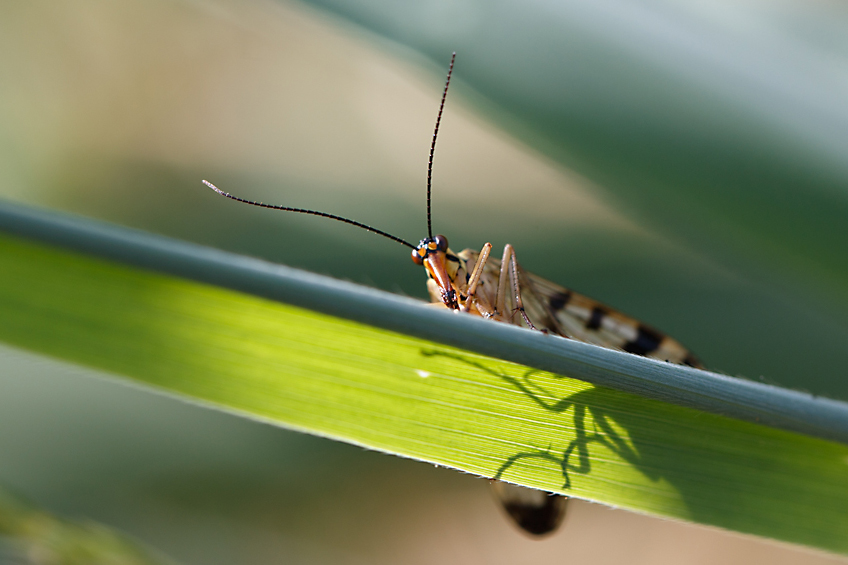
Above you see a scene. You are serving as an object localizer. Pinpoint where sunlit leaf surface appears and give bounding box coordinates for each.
[1,228,846,554]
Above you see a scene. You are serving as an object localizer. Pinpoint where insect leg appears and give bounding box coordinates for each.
[496,245,539,330]
[461,242,493,314]
[495,245,511,320]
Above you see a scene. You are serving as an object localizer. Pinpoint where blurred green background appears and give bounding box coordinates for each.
[1,0,847,563]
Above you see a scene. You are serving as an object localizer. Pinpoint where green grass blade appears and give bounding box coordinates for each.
[1,200,846,443]
[1,200,847,554]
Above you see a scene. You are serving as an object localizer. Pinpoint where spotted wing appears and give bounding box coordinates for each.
[457,248,701,368]
[522,269,702,368]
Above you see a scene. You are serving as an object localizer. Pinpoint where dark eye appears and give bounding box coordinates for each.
[434,234,448,252]
[411,248,424,265]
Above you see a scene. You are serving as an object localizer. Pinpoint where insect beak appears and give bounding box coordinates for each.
[424,251,458,309]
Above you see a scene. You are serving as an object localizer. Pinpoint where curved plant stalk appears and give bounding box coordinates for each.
[0,200,847,554]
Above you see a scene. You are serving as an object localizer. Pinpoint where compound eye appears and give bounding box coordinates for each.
[411,247,425,265]
[434,234,449,252]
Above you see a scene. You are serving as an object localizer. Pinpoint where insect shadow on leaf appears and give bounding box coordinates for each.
[420,349,658,492]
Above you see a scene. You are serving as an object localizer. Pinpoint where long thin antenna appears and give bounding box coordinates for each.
[203,180,416,249]
[427,52,456,240]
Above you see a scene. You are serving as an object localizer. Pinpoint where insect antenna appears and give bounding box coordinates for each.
[427,52,456,240]
[202,180,416,249]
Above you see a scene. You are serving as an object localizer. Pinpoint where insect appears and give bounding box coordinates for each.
[203,53,702,536]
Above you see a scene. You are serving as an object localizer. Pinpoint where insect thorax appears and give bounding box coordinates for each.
[426,247,470,306]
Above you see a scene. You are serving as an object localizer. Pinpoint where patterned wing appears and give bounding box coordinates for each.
[523,269,702,368]
[457,248,702,368]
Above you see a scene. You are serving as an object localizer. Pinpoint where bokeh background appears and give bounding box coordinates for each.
[1,0,847,563]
